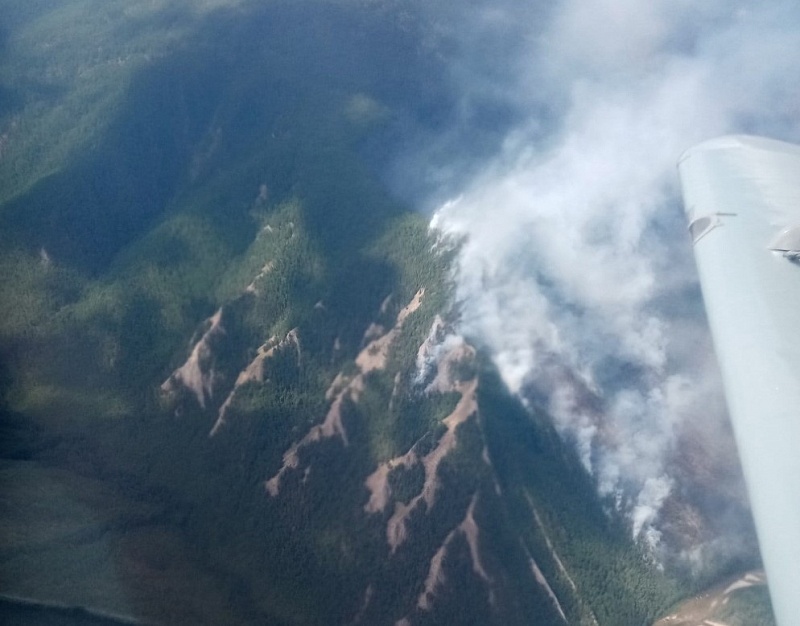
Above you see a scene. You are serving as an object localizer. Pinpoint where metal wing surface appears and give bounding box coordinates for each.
[678,134,800,626]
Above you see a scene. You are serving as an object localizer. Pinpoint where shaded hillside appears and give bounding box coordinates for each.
[0,1,770,625]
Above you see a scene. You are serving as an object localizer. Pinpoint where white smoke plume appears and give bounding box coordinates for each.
[417,0,800,554]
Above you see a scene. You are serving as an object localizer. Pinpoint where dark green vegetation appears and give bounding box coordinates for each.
[0,1,770,624]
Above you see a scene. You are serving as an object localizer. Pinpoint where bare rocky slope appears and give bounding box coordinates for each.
[0,1,770,624]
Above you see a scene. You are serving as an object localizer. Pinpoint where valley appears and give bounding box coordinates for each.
[0,1,775,624]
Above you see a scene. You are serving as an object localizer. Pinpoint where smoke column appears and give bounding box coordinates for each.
[413,0,800,558]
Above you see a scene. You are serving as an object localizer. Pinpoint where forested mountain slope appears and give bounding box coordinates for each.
[0,1,772,624]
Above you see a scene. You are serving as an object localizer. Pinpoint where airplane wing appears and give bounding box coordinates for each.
[678,135,800,626]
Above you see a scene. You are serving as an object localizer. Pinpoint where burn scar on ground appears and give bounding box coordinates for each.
[385,378,477,552]
[210,329,300,437]
[415,494,493,611]
[161,308,225,409]
[265,289,425,497]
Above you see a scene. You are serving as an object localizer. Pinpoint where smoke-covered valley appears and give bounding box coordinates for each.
[0,1,795,624]
[394,0,800,573]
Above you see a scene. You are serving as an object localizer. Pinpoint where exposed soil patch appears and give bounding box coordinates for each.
[653,570,767,626]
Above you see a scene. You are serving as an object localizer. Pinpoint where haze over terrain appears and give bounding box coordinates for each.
[413,0,800,569]
[0,0,795,624]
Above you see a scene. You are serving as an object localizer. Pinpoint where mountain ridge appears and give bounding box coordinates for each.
[0,1,772,624]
